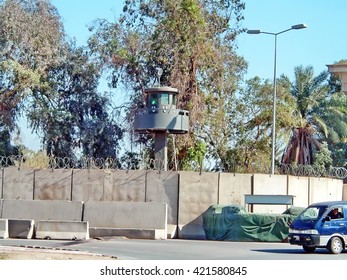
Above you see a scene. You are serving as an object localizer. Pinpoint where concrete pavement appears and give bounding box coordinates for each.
[0,238,347,260]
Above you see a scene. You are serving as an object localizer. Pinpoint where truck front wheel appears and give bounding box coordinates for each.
[327,237,343,254]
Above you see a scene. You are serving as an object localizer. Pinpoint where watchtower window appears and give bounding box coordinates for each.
[161,93,169,105]
[172,95,176,106]
[150,94,158,106]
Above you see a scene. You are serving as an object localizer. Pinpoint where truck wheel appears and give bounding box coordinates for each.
[303,245,316,253]
[328,237,343,254]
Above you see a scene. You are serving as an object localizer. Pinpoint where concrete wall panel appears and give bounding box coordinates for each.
[3,167,34,200]
[0,169,3,199]
[103,170,146,202]
[72,169,104,201]
[146,171,179,225]
[309,177,343,204]
[218,173,252,205]
[287,176,309,207]
[83,201,167,229]
[178,171,219,239]
[0,199,3,218]
[34,169,72,200]
[252,174,288,213]
[327,178,343,201]
[1,199,83,222]
[343,184,347,200]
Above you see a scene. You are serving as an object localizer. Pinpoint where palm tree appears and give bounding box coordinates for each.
[281,65,337,165]
[314,91,347,167]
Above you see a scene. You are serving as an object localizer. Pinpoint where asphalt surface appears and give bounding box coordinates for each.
[1,237,347,260]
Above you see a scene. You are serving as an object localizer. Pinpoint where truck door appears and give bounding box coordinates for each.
[323,206,347,236]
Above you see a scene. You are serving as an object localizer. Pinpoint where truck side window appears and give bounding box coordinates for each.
[328,207,343,219]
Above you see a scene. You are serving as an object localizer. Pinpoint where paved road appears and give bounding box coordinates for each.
[1,238,347,260]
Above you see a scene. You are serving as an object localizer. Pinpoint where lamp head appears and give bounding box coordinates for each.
[247,29,261,34]
[291,23,307,30]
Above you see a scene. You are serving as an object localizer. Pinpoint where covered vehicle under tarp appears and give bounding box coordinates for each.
[203,204,304,242]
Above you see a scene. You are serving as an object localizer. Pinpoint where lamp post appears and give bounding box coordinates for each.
[247,23,307,175]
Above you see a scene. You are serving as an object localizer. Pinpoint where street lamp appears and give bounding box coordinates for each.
[247,23,307,175]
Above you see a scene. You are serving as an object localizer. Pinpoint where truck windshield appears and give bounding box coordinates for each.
[297,206,327,221]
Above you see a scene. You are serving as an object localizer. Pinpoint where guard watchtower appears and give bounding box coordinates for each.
[327,62,347,93]
[134,86,189,170]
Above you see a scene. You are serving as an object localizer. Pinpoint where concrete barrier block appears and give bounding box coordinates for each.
[1,199,83,222]
[84,201,167,229]
[0,219,8,239]
[8,219,34,239]
[35,220,89,240]
[89,227,167,240]
[167,224,177,239]
[83,201,167,239]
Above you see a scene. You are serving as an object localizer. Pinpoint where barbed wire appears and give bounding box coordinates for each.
[278,163,347,180]
[0,155,346,180]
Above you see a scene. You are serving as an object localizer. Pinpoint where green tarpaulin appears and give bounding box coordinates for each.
[203,204,304,242]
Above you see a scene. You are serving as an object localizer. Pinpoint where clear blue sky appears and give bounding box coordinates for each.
[237,0,347,80]
[51,0,347,79]
[21,0,347,151]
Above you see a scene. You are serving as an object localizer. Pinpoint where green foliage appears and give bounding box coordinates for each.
[20,150,50,169]
[0,0,65,151]
[120,151,141,169]
[0,0,124,158]
[212,76,295,172]
[313,141,333,169]
[27,44,124,158]
[320,91,347,167]
[180,140,207,171]
[0,129,19,156]
[0,0,64,94]
[289,65,329,120]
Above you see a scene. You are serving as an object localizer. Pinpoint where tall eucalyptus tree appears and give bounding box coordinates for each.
[0,0,64,155]
[0,0,124,159]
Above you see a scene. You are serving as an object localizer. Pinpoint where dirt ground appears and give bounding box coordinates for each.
[0,246,116,260]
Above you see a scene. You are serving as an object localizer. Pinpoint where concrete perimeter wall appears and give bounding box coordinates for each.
[0,167,344,239]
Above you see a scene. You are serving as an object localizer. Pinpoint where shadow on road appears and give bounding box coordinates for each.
[250,248,344,255]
